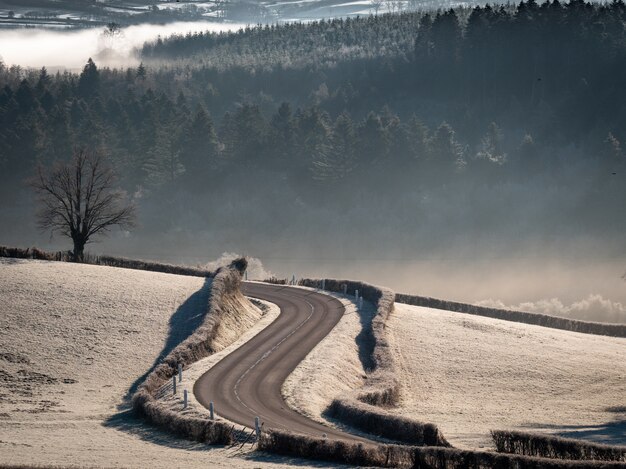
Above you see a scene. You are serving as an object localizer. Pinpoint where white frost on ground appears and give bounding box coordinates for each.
[389,303,626,449]
[0,260,348,468]
[282,287,376,427]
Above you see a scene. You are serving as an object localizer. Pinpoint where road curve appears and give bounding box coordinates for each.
[193,282,365,441]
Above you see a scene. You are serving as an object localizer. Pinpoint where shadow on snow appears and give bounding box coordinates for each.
[103,277,211,448]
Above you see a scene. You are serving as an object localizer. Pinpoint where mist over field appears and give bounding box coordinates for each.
[0,21,245,69]
[3,207,625,323]
[2,2,626,325]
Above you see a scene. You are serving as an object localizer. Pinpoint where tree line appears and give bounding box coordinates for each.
[0,60,509,193]
[1,1,626,253]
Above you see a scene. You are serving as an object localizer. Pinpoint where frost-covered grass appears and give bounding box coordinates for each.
[0,259,341,468]
[389,303,626,450]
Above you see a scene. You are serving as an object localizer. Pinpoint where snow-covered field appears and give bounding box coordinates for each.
[3,258,623,466]
[389,303,626,449]
[0,259,339,468]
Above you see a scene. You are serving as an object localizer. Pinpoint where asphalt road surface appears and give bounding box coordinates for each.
[193,281,364,441]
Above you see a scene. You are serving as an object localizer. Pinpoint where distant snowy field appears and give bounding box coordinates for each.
[389,303,626,449]
[0,259,314,468]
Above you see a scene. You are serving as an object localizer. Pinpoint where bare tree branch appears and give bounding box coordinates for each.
[31,147,136,261]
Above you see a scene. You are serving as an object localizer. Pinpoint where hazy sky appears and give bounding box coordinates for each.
[0,21,246,70]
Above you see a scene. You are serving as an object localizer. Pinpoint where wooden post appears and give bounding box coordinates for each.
[355,289,359,301]
[209,401,214,420]
[172,375,176,395]
[255,416,260,437]
[183,389,188,409]
[178,363,182,383]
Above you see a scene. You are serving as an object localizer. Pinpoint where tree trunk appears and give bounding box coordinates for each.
[72,238,85,263]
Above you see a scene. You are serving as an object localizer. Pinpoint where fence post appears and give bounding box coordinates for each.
[172,375,176,395]
[183,389,188,409]
[321,278,325,290]
[209,401,214,420]
[355,289,359,301]
[178,363,182,383]
[255,416,261,438]
[359,296,363,309]
[292,274,296,285]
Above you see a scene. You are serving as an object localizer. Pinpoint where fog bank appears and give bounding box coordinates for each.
[0,21,245,69]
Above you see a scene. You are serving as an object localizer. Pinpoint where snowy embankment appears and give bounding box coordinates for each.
[388,303,626,450]
[0,259,322,469]
[131,258,259,444]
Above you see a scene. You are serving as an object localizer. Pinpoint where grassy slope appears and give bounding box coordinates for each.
[389,303,626,450]
[0,259,325,468]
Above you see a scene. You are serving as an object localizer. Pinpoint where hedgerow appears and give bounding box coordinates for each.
[395,293,626,338]
[0,245,213,277]
[130,258,248,444]
[492,430,626,462]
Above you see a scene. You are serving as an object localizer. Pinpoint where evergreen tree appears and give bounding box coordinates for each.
[357,112,389,168]
[270,102,298,171]
[36,67,51,96]
[78,58,100,99]
[312,112,356,182]
[143,129,184,189]
[220,103,267,168]
[296,107,332,181]
[15,79,37,113]
[428,122,464,177]
[137,62,147,81]
[406,115,429,161]
[180,106,219,190]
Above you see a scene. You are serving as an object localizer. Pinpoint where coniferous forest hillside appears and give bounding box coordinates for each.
[1,1,625,264]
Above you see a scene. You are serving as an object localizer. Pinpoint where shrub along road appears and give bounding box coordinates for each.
[193,282,366,441]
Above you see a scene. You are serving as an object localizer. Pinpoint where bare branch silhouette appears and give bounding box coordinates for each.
[32,148,136,261]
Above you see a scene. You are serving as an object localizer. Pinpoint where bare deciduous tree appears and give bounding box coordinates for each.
[32,148,136,261]
[371,0,384,14]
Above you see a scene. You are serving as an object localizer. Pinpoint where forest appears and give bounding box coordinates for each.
[1,0,625,263]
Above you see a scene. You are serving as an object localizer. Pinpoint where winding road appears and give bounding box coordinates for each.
[193,282,364,441]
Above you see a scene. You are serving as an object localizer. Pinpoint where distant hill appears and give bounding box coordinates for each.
[0,0,500,28]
